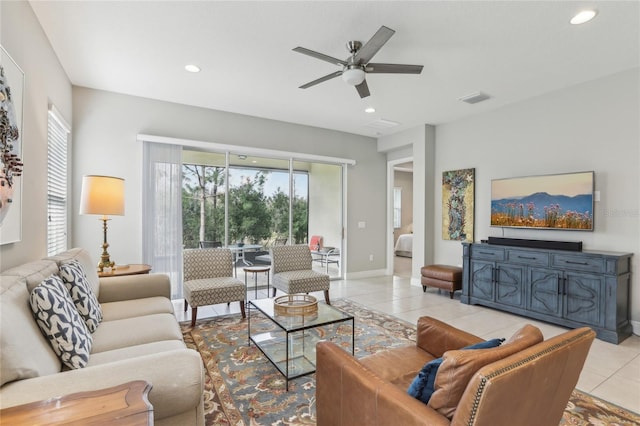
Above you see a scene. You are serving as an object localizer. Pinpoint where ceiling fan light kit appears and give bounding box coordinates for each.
[342,67,366,86]
[294,25,423,98]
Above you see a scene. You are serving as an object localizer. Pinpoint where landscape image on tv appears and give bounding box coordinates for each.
[491,171,594,230]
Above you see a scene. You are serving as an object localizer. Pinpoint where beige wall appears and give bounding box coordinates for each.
[381,68,640,331]
[0,1,73,270]
[72,87,386,274]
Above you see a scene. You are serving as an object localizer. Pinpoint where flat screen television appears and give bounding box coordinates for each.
[491,171,594,231]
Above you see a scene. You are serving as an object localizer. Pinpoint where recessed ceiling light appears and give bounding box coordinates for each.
[365,107,376,113]
[185,64,201,73]
[570,10,597,25]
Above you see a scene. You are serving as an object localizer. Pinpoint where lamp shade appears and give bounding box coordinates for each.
[79,175,125,216]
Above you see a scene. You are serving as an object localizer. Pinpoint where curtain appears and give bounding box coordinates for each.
[142,142,183,299]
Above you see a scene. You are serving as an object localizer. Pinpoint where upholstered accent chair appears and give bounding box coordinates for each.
[270,244,330,304]
[183,249,245,327]
[316,316,596,426]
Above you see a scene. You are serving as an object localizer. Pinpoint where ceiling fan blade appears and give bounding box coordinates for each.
[365,63,423,74]
[299,71,343,89]
[355,80,370,98]
[354,26,395,64]
[293,47,347,67]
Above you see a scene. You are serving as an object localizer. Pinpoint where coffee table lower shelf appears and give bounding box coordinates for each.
[248,298,354,391]
[250,332,318,384]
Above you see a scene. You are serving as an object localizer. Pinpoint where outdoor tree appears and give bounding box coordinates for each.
[269,189,290,238]
[182,164,224,247]
[291,195,308,243]
[228,172,271,243]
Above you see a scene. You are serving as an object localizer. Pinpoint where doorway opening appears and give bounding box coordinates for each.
[388,158,414,278]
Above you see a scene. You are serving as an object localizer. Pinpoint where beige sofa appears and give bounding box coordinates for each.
[0,248,204,425]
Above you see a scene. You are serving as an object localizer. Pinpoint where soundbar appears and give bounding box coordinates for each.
[487,237,582,252]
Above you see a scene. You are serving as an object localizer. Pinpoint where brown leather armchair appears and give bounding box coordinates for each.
[316,316,595,426]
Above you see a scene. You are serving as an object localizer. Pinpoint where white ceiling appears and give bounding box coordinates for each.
[29,1,639,138]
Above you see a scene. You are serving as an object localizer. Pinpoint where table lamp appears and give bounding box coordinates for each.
[79,175,125,272]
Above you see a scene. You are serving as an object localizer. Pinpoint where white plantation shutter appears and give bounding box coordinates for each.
[47,106,70,256]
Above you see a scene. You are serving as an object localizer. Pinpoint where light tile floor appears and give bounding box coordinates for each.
[174,271,640,414]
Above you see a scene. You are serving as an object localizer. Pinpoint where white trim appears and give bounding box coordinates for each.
[631,319,640,337]
[48,104,71,132]
[137,133,356,166]
[345,269,388,280]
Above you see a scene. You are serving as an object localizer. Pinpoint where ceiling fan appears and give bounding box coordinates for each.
[293,26,423,98]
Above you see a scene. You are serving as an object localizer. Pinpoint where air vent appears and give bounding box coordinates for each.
[366,118,400,129]
[459,92,491,104]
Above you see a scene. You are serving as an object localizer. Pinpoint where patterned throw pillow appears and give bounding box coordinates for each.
[59,260,103,332]
[29,275,93,369]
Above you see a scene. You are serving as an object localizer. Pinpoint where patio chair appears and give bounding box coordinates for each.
[270,244,330,304]
[199,241,222,248]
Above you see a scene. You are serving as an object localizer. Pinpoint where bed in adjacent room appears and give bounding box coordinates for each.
[394,234,413,258]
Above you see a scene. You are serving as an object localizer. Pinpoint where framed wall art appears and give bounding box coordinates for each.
[442,168,474,241]
[1,45,25,245]
[491,171,594,231]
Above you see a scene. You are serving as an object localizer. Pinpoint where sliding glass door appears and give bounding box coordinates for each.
[181,149,343,279]
[182,151,226,248]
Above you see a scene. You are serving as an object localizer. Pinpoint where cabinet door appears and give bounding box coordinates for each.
[564,272,604,326]
[528,268,562,317]
[495,263,524,308]
[470,260,494,301]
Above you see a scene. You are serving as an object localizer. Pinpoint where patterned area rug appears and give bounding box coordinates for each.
[180,298,640,426]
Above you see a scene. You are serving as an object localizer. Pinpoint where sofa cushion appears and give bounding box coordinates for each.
[428,324,543,419]
[91,313,183,353]
[59,260,103,332]
[29,275,93,369]
[2,260,60,293]
[1,275,61,385]
[101,296,174,321]
[87,340,186,366]
[360,345,435,389]
[408,338,504,404]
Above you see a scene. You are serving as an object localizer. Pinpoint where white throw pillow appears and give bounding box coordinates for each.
[59,260,103,332]
[29,275,93,369]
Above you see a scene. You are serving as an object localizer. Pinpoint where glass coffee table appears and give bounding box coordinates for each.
[248,297,354,390]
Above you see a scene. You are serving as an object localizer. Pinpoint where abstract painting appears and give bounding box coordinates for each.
[0,45,24,245]
[442,168,474,241]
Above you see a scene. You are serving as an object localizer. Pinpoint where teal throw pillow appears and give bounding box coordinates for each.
[407,338,505,404]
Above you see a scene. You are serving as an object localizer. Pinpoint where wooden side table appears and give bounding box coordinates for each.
[0,380,153,425]
[98,264,152,278]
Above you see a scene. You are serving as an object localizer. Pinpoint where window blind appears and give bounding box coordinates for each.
[393,187,402,228]
[47,106,70,256]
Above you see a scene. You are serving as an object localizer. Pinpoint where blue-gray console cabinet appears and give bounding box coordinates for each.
[461,242,633,344]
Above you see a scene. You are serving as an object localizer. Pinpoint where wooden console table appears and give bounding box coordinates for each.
[461,242,633,344]
[98,264,152,278]
[0,380,153,425]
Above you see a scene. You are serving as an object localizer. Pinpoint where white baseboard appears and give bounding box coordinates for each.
[631,319,640,336]
[344,269,388,280]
